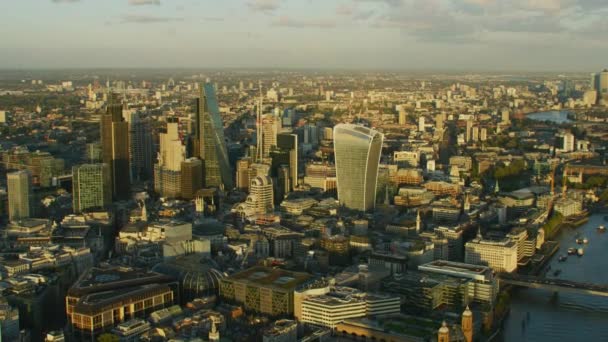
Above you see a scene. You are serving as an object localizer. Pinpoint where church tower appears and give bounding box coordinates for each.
[462,306,473,342]
[438,321,450,342]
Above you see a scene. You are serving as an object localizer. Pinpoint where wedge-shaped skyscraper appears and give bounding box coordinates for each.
[195,83,233,189]
[334,124,383,212]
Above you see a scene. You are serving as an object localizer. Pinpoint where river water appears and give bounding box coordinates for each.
[502,214,608,341]
[526,111,572,124]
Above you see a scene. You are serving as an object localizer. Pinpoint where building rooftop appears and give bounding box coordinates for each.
[226,266,312,290]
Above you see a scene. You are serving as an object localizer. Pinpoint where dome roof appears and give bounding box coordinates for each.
[152,255,225,300]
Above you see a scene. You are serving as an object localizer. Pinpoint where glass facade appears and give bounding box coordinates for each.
[334,124,383,212]
[198,83,233,189]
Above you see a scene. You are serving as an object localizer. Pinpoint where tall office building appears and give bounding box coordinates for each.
[127,111,154,181]
[101,95,130,200]
[334,124,384,212]
[435,113,444,132]
[7,170,31,222]
[154,118,186,199]
[262,115,280,158]
[249,176,274,214]
[195,83,233,189]
[236,158,252,191]
[72,164,111,213]
[181,158,203,200]
[270,133,298,192]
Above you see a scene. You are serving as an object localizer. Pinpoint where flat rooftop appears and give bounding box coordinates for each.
[226,266,312,290]
[420,260,489,275]
[68,266,174,297]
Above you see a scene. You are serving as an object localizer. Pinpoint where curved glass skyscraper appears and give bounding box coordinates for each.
[334,124,384,212]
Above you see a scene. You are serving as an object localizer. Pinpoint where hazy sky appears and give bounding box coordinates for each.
[1,0,607,71]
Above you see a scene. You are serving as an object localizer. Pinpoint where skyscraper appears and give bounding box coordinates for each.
[127,111,154,181]
[154,118,186,199]
[181,158,203,200]
[334,124,384,212]
[195,83,233,189]
[7,170,31,221]
[262,114,280,157]
[271,133,298,192]
[72,164,111,213]
[101,95,130,200]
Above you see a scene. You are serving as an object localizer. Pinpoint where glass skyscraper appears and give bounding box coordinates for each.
[101,95,130,200]
[196,83,233,189]
[334,124,384,212]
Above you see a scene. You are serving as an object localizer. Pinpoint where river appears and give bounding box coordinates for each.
[526,110,572,124]
[502,214,608,341]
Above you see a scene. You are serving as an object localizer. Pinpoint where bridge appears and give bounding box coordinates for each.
[498,273,608,297]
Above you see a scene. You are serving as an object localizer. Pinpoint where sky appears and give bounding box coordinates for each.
[0,0,607,71]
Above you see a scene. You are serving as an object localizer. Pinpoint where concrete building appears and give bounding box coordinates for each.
[66,267,176,341]
[219,266,312,316]
[7,170,31,222]
[72,164,111,213]
[298,286,400,328]
[465,236,518,273]
[154,118,186,199]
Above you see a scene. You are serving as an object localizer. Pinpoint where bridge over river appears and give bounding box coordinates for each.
[498,273,608,297]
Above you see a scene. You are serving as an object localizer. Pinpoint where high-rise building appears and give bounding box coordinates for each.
[435,113,444,132]
[127,111,154,181]
[195,83,233,189]
[262,115,280,158]
[86,143,102,163]
[7,170,31,222]
[334,124,384,212]
[101,96,131,200]
[398,109,407,126]
[72,164,111,213]
[180,158,203,200]
[249,176,274,214]
[236,158,252,191]
[154,118,186,198]
[592,69,608,102]
[418,116,425,132]
[271,133,298,192]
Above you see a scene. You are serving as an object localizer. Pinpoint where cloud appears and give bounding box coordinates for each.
[273,16,336,28]
[129,0,161,5]
[121,15,184,24]
[247,0,281,12]
[51,0,80,3]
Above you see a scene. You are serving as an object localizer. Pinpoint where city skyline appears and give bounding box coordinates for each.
[1,0,608,71]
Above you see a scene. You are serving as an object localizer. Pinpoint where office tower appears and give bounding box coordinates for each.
[480,127,488,141]
[271,133,298,191]
[236,158,252,191]
[275,165,290,203]
[472,126,479,142]
[435,113,444,132]
[101,95,131,200]
[249,176,274,214]
[334,124,384,212]
[86,143,102,163]
[262,115,280,157]
[195,83,233,189]
[555,131,575,153]
[181,158,203,200]
[7,170,31,221]
[501,109,510,125]
[249,163,271,186]
[154,118,186,198]
[72,164,111,213]
[418,116,425,132]
[398,109,407,126]
[127,111,154,181]
[465,119,473,142]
